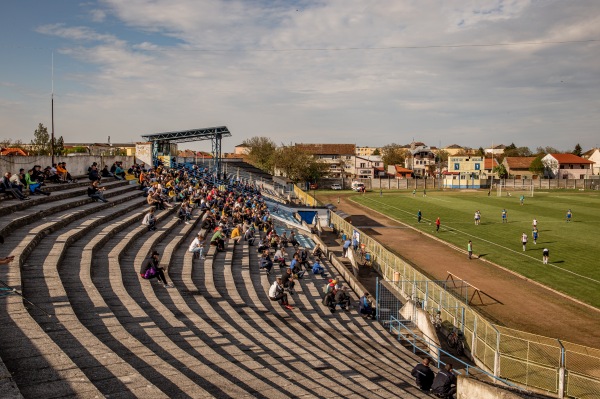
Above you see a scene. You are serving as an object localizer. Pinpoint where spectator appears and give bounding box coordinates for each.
[244,227,256,246]
[411,358,434,392]
[88,164,101,182]
[9,169,25,193]
[188,233,205,259]
[101,165,116,179]
[178,203,192,224]
[257,237,269,253]
[1,173,28,200]
[44,166,60,183]
[323,286,337,313]
[359,292,376,319]
[273,248,287,267]
[259,250,273,275]
[230,224,242,244]
[268,277,293,310]
[57,162,76,183]
[87,180,108,202]
[139,250,172,288]
[334,286,351,310]
[25,169,50,196]
[312,244,323,258]
[282,267,296,294]
[280,232,289,247]
[289,254,305,279]
[32,165,46,184]
[431,363,457,399]
[142,208,157,231]
[114,162,125,180]
[312,259,326,276]
[342,237,351,257]
[210,227,225,251]
[289,231,299,247]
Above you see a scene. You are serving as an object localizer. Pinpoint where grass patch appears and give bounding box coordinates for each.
[350,189,600,308]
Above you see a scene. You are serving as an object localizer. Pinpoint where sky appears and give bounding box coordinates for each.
[1,0,599,153]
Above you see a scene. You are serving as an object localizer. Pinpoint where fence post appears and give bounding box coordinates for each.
[492,324,501,378]
[472,317,478,361]
[375,277,380,321]
[558,340,565,399]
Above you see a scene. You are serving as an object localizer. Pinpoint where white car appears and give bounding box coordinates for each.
[330,184,342,190]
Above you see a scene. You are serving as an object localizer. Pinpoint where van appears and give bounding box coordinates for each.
[351,181,365,192]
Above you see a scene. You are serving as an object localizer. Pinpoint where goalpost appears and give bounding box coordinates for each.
[497,181,534,197]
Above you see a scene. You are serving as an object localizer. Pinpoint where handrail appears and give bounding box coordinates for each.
[389,316,524,391]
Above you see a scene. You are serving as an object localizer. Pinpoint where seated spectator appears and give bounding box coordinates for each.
[299,247,310,270]
[280,232,289,247]
[244,226,256,246]
[312,259,326,276]
[230,224,242,244]
[57,162,76,183]
[44,166,60,183]
[114,162,125,180]
[210,227,225,251]
[139,250,172,288]
[178,203,192,224]
[334,286,351,310]
[431,363,457,399]
[87,180,107,202]
[411,358,434,392]
[289,231,299,247]
[289,254,305,279]
[259,250,273,275]
[142,208,157,231]
[188,233,205,259]
[147,191,164,210]
[25,169,50,196]
[0,173,28,200]
[88,164,101,182]
[257,238,269,253]
[282,267,296,294]
[323,287,337,313]
[9,169,25,193]
[268,277,293,310]
[273,248,287,267]
[312,244,323,258]
[32,165,46,184]
[101,165,116,179]
[359,292,376,319]
[325,279,338,294]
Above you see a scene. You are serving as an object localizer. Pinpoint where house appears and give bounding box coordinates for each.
[352,155,384,179]
[484,144,506,155]
[387,165,413,178]
[405,143,436,178]
[294,143,356,179]
[484,157,499,176]
[355,146,380,157]
[542,154,594,179]
[502,157,537,179]
[442,144,465,156]
[234,144,250,155]
[0,148,28,156]
[443,156,487,188]
[582,148,600,175]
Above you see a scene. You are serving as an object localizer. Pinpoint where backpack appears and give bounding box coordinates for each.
[142,266,156,279]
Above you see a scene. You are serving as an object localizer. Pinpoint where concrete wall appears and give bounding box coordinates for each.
[0,155,135,177]
[457,376,541,399]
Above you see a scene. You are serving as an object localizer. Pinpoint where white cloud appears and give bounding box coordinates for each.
[10,0,598,151]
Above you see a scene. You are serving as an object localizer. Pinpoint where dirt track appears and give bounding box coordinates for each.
[319,193,600,348]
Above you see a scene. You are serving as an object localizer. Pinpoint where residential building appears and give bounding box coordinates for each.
[442,144,465,156]
[582,148,600,175]
[387,165,413,178]
[484,144,506,155]
[542,154,594,179]
[355,146,380,157]
[502,157,537,179]
[443,155,487,188]
[352,155,384,179]
[294,143,356,179]
[64,142,137,156]
[234,144,250,155]
[405,143,436,178]
[484,157,499,176]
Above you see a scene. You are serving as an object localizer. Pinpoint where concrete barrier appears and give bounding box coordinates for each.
[457,376,543,399]
[0,155,135,177]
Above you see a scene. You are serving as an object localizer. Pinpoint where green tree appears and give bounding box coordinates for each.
[372,148,381,156]
[529,155,545,176]
[535,146,561,155]
[54,136,65,156]
[435,150,449,163]
[31,123,51,155]
[273,146,328,183]
[572,143,582,156]
[476,147,485,156]
[493,164,508,178]
[243,136,277,173]
[381,143,408,168]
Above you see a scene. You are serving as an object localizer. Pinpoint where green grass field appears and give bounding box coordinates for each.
[350,189,600,308]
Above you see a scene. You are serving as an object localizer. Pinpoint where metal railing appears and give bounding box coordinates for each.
[329,210,600,398]
[293,184,318,207]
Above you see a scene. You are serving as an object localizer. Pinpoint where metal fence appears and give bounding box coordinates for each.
[293,184,318,207]
[329,210,600,398]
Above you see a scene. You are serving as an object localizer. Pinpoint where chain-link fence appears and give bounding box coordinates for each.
[329,210,600,398]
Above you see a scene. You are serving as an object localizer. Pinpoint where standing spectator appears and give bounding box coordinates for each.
[411,358,434,392]
[0,173,28,200]
[142,208,157,231]
[268,277,293,310]
[521,232,528,251]
[87,180,108,202]
[342,237,351,257]
[501,208,507,223]
[435,217,441,232]
[359,292,376,319]
[467,240,473,260]
[566,209,572,223]
[431,363,457,398]
[542,248,550,264]
[423,188,427,197]
[188,233,205,259]
[139,250,172,288]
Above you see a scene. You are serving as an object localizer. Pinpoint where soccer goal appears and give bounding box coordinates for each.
[497,181,534,197]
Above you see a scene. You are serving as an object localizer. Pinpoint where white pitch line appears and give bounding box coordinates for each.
[358,197,600,285]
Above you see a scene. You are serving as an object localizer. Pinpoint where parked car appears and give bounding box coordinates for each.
[330,184,342,190]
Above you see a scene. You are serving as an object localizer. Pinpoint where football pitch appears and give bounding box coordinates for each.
[351,189,600,308]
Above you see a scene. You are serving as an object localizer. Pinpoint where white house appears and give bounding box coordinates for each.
[405,144,436,178]
[583,148,600,175]
[352,155,384,179]
[542,153,594,179]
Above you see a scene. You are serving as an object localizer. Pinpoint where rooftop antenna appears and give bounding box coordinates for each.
[51,51,55,165]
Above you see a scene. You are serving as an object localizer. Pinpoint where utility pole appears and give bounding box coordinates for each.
[51,51,55,165]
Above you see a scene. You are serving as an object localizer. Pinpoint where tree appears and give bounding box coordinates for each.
[31,123,51,155]
[273,146,328,183]
[54,136,65,156]
[504,145,532,157]
[372,148,381,156]
[435,150,449,163]
[476,147,485,156]
[535,146,561,155]
[242,136,277,173]
[493,164,508,178]
[381,143,408,168]
[572,143,582,157]
[529,155,545,176]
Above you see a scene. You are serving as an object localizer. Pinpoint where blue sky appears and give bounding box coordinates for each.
[1,0,599,153]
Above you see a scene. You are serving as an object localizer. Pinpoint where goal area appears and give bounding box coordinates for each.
[497,182,534,197]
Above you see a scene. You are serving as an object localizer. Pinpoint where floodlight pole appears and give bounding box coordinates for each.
[51,51,55,165]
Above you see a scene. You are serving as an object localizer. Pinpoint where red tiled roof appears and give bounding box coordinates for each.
[394,165,413,173]
[295,143,355,155]
[0,148,28,156]
[549,153,593,164]
[484,158,498,169]
[504,157,536,170]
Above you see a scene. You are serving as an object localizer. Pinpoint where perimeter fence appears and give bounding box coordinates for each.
[329,210,600,398]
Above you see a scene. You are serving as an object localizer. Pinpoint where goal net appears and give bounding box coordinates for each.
[497,182,534,197]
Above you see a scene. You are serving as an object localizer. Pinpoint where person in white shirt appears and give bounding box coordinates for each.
[142,208,156,231]
[188,233,205,259]
[268,277,292,310]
